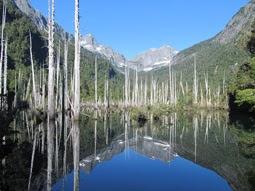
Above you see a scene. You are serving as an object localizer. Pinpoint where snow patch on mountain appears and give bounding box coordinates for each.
[81,34,178,72]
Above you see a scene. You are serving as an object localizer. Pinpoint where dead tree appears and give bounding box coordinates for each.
[48,0,55,119]
[73,0,81,120]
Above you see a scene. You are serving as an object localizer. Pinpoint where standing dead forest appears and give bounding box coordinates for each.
[0,0,255,191]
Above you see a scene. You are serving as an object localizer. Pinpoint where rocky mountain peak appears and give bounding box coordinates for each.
[214,0,255,44]
[81,34,96,46]
[13,0,47,30]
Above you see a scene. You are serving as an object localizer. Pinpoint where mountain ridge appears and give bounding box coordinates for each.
[80,33,178,72]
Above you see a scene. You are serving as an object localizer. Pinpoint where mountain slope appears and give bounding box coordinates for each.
[214,0,255,47]
[152,0,255,89]
[6,0,124,101]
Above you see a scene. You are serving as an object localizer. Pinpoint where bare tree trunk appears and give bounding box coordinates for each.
[42,67,45,111]
[95,56,98,108]
[222,70,226,95]
[28,133,37,191]
[0,2,6,95]
[204,73,209,106]
[64,37,68,111]
[124,61,128,107]
[144,77,147,105]
[29,32,37,107]
[48,0,55,119]
[73,0,81,120]
[135,64,138,106]
[56,42,61,110]
[150,75,153,105]
[193,54,198,105]
[3,37,7,95]
[180,72,185,97]
[200,83,204,106]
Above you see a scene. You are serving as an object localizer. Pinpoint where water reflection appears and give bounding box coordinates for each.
[47,119,54,191]
[72,120,80,191]
[1,110,255,191]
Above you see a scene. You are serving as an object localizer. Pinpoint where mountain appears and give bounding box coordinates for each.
[9,0,255,93]
[152,0,255,89]
[80,34,126,69]
[214,0,255,46]
[13,0,47,30]
[80,34,178,72]
[6,0,124,101]
[130,45,178,71]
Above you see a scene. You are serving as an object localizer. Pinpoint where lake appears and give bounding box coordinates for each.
[1,110,254,191]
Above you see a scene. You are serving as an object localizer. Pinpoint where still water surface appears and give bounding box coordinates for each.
[1,110,254,191]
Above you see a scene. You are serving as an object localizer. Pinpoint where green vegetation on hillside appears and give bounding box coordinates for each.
[229,22,255,113]
[1,1,124,106]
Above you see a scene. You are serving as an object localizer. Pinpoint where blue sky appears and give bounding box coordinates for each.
[30,0,249,59]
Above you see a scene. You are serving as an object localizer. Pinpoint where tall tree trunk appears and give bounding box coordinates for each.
[168,61,172,104]
[3,37,7,95]
[73,0,81,120]
[193,54,198,105]
[124,61,128,107]
[48,0,55,119]
[63,36,68,111]
[0,2,6,95]
[56,41,61,110]
[29,32,37,107]
[135,63,138,105]
[95,56,98,108]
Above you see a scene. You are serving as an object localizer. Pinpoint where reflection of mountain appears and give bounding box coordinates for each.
[80,135,176,173]
[79,112,254,191]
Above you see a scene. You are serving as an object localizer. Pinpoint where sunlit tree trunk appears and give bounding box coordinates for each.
[168,61,172,104]
[124,61,128,107]
[48,0,55,119]
[29,32,37,107]
[193,54,198,105]
[3,37,7,95]
[180,72,185,97]
[150,75,153,105]
[63,37,68,111]
[0,2,6,95]
[42,67,46,111]
[144,77,147,105]
[135,64,138,106]
[56,42,61,110]
[73,0,81,120]
[204,73,209,106]
[95,56,98,108]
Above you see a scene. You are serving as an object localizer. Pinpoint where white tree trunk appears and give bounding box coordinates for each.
[55,42,61,110]
[29,32,37,107]
[48,0,55,119]
[0,2,6,95]
[3,37,7,95]
[64,37,69,111]
[73,0,80,120]
[135,64,138,105]
[95,56,98,108]
[193,54,198,105]
[124,61,128,107]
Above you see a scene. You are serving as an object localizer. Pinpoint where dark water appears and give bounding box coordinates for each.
[1,110,255,191]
